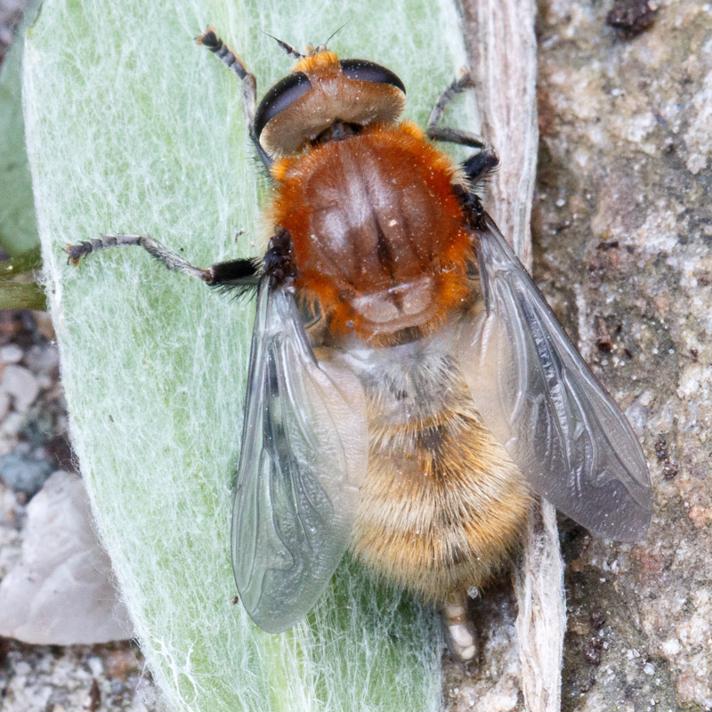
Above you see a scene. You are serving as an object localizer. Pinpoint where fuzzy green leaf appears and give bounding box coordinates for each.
[25,1,477,710]
[0,1,41,256]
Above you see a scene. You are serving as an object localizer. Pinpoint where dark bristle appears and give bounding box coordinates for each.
[462,150,500,186]
[210,257,261,282]
[207,257,262,301]
[210,280,260,303]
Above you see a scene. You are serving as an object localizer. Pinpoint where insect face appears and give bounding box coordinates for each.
[255,50,406,156]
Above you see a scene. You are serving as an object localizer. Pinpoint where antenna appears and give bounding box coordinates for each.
[323,22,348,48]
[262,31,304,59]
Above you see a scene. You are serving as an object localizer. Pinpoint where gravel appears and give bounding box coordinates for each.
[0,310,159,709]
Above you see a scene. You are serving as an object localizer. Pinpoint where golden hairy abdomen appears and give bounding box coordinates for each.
[350,361,531,602]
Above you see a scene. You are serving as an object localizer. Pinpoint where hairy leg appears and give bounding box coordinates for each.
[441,591,477,662]
[427,72,485,149]
[196,28,273,170]
[65,234,259,291]
[427,72,499,184]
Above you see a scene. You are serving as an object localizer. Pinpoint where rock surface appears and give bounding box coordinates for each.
[2,14,148,705]
[536,1,711,710]
[0,470,133,645]
[0,640,159,712]
[445,0,711,710]
[0,307,156,708]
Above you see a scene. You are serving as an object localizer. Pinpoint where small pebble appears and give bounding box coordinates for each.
[105,648,140,680]
[0,453,54,495]
[36,374,52,389]
[24,344,59,374]
[0,392,10,421]
[1,412,25,439]
[87,656,104,677]
[14,660,31,676]
[0,344,23,364]
[2,365,40,412]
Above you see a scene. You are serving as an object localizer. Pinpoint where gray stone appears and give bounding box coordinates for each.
[444,1,712,710]
[0,470,133,645]
[2,363,39,411]
[0,343,23,364]
[0,451,53,494]
[23,343,59,374]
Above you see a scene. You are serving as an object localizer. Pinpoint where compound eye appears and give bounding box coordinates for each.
[254,72,312,138]
[340,59,406,94]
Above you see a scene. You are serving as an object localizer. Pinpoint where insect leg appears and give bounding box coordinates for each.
[205,228,296,293]
[441,593,477,662]
[66,234,259,291]
[427,73,499,184]
[208,258,261,296]
[66,235,212,281]
[461,149,500,184]
[196,28,273,170]
[427,72,485,149]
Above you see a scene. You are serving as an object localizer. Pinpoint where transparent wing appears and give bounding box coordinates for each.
[457,217,652,541]
[232,278,368,632]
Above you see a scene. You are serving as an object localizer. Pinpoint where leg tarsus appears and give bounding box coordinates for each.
[196,27,273,170]
[428,70,499,183]
[66,233,271,296]
[441,593,478,663]
[196,27,255,117]
[65,234,212,283]
[427,71,475,133]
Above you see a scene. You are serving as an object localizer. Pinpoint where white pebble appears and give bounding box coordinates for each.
[1,412,24,438]
[661,638,681,656]
[0,392,9,421]
[0,344,23,364]
[87,655,104,676]
[2,365,40,412]
[14,660,31,676]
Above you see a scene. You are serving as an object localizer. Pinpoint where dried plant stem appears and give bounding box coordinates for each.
[464,0,539,268]
[462,0,566,709]
[515,501,566,711]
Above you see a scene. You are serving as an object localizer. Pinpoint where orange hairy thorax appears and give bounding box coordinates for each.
[270,123,472,340]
